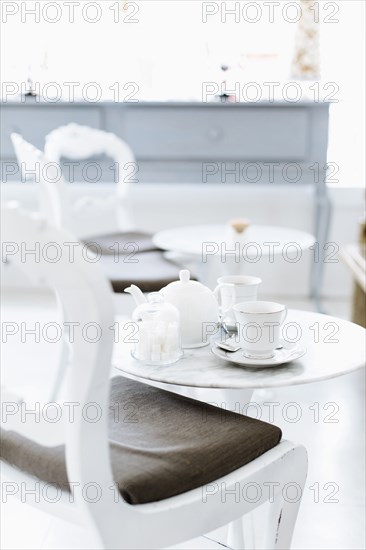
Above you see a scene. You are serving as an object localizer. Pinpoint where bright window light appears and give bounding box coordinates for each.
[1,1,364,186]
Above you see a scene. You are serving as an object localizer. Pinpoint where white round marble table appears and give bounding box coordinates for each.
[113,310,365,393]
[153,224,315,287]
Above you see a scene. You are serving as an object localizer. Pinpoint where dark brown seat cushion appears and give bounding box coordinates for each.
[83,231,159,255]
[1,377,282,505]
[100,251,181,293]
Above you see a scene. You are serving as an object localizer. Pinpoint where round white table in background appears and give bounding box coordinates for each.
[154,224,315,259]
[113,310,365,409]
[153,224,315,287]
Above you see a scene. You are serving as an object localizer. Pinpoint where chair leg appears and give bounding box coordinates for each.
[263,495,282,549]
[49,327,71,402]
[263,492,303,550]
[49,295,70,402]
[274,497,303,550]
[243,514,256,549]
[263,445,307,550]
[227,518,246,549]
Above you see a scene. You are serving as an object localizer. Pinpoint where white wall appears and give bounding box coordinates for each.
[1,182,363,298]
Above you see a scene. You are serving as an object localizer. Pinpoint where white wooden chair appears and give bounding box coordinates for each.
[11,132,75,232]
[44,123,136,235]
[43,123,198,283]
[12,127,133,238]
[9,136,179,400]
[10,133,181,293]
[1,204,308,550]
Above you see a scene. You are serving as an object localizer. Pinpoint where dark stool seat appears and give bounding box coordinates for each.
[83,231,159,255]
[100,251,181,293]
[1,377,282,505]
[83,231,183,292]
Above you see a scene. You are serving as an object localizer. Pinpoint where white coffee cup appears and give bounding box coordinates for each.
[214,275,262,325]
[232,301,287,359]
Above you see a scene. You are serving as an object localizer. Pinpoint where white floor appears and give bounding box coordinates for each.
[1,290,365,550]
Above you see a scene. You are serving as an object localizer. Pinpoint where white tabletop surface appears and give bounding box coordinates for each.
[153,224,315,257]
[113,310,365,390]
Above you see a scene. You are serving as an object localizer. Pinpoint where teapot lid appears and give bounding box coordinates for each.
[163,269,211,296]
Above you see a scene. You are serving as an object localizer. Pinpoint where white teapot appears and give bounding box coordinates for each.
[160,270,219,348]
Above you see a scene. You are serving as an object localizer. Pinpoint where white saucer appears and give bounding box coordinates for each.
[211,340,306,368]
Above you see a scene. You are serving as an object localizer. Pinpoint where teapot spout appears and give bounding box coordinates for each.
[124,284,147,306]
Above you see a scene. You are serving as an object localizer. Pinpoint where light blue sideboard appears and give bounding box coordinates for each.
[0,99,330,303]
[1,99,329,184]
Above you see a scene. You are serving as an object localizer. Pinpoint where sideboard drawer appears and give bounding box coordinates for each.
[123,106,309,161]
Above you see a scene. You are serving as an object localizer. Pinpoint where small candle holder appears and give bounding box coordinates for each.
[225,218,251,244]
[24,76,37,98]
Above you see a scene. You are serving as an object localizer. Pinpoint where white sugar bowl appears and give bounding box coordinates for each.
[130,292,183,365]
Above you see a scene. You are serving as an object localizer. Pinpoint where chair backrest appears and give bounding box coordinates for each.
[44,123,136,199]
[1,203,117,514]
[10,133,71,231]
[11,132,40,183]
